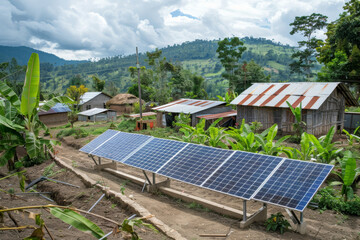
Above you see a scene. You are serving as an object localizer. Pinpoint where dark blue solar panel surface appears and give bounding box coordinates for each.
[202,151,282,200]
[90,132,152,162]
[123,138,187,172]
[158,144,233,186]
[79,129,118,153]
[253,159,333,211]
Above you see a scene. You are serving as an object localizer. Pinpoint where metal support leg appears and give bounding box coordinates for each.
[300,212,303,223]
[98,157,101,165]
[152,173,156,184]
[90,155,98,165]
[243,200,247,221]
[142,171,152,185]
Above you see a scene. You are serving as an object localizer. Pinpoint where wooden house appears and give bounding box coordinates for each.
[106,93,145,115]
[79,92,112,112]
[230,82,358,136]
[152,98,232,127]
[38,103,70,126]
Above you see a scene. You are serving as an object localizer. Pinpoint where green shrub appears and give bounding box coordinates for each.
[265,212,291,234]
[313,187,360,216]
[117,118,136,132]
[56,128,88,139]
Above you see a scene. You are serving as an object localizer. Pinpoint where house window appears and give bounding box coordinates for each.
[86,105,91,110]
[103,103,106,108]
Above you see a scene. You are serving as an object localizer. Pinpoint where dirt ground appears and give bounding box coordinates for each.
[0,162,168,239]
[54,134,360,240]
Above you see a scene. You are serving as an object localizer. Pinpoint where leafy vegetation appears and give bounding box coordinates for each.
[0,53,72,169]
[265,212,291,234]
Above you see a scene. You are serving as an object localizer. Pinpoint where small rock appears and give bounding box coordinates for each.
[129,194,134,200]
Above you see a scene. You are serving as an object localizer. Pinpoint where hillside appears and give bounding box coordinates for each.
[38,37,303,98]
[0,45,86,66]
[2,38,308,98]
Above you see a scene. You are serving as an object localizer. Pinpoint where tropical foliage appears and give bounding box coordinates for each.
[0,53,72,168]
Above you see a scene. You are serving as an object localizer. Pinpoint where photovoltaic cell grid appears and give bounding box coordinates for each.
[79,129,118,153]
[90,132,152,162]
[202,151,283,200]
[81,130,333,212]
[123,138,187,172]
[157,144,233,186]
[253,159,333,211]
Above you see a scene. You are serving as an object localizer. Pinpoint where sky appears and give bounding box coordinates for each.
[0,0,347,60]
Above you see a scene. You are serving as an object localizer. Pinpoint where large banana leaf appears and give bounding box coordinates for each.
[0,81,21,110]
[20,53,40,119]
[5,100,19,120]
[50,207,105,239]
[25,131,42,159]
[0,114,24,131]
[342,151,357,186]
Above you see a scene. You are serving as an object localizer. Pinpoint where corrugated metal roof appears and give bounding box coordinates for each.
[38,103,71,116]
[197,110,237,120]
[152,99,226,114]
[78,108,115,116]
[129,112,157,118]
[79,92,102,105]
[230,82,350,110]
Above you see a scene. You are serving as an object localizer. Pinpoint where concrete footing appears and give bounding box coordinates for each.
[240,205,267,229]
[94,161,117,171]
[147,179,171,193]
[290,221,307,234]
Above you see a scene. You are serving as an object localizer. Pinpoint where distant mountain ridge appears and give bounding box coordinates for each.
[0,45,87,66]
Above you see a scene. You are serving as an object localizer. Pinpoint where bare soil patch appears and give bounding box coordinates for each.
[0,162,168,240]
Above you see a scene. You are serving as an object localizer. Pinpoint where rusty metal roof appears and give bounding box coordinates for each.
[129,112,157,118]
[152,98,226,114]
[230,82,357,109]
[197,110,237,120]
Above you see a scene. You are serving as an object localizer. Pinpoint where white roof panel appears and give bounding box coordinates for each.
[79,92,102,105]
[153,98,226,114]
[79,108,111,116]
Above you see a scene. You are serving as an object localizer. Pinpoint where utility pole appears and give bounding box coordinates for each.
[136,47,142,120]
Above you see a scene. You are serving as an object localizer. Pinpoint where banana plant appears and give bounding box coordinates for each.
[308,126,343,164]
[286,101,306,141]
[0,53,73,167]
[343,126,360,146]
[330,151,360,201]
[207,126,228,149]
[255,124,291,156]
[226,119,261,152]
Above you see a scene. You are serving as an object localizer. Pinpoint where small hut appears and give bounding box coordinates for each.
[152,98,232,127]
[230,82,358,136]
[38,103,70,126]
[107,93,145,115]
[78,108,117,122]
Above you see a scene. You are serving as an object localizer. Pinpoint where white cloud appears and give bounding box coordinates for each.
[0,0,346,60]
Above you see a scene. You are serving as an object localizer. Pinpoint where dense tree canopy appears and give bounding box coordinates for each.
[289,13,328,80]
[317,0,360,97]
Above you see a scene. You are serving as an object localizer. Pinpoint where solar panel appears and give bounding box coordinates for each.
[157,144,233,186]
[202,151,283,200]
[81,130,333,212]
[79,129,118,153]
[90,131,152,162]
[253,159,333,211]
[123,138,187,172]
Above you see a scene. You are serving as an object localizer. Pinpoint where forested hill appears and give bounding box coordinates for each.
[28,37,302,97]
[0,45,85,66]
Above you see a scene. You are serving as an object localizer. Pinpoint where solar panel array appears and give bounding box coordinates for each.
[80,130,333,212]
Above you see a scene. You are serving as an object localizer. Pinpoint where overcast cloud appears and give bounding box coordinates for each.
[0,0,346,60]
